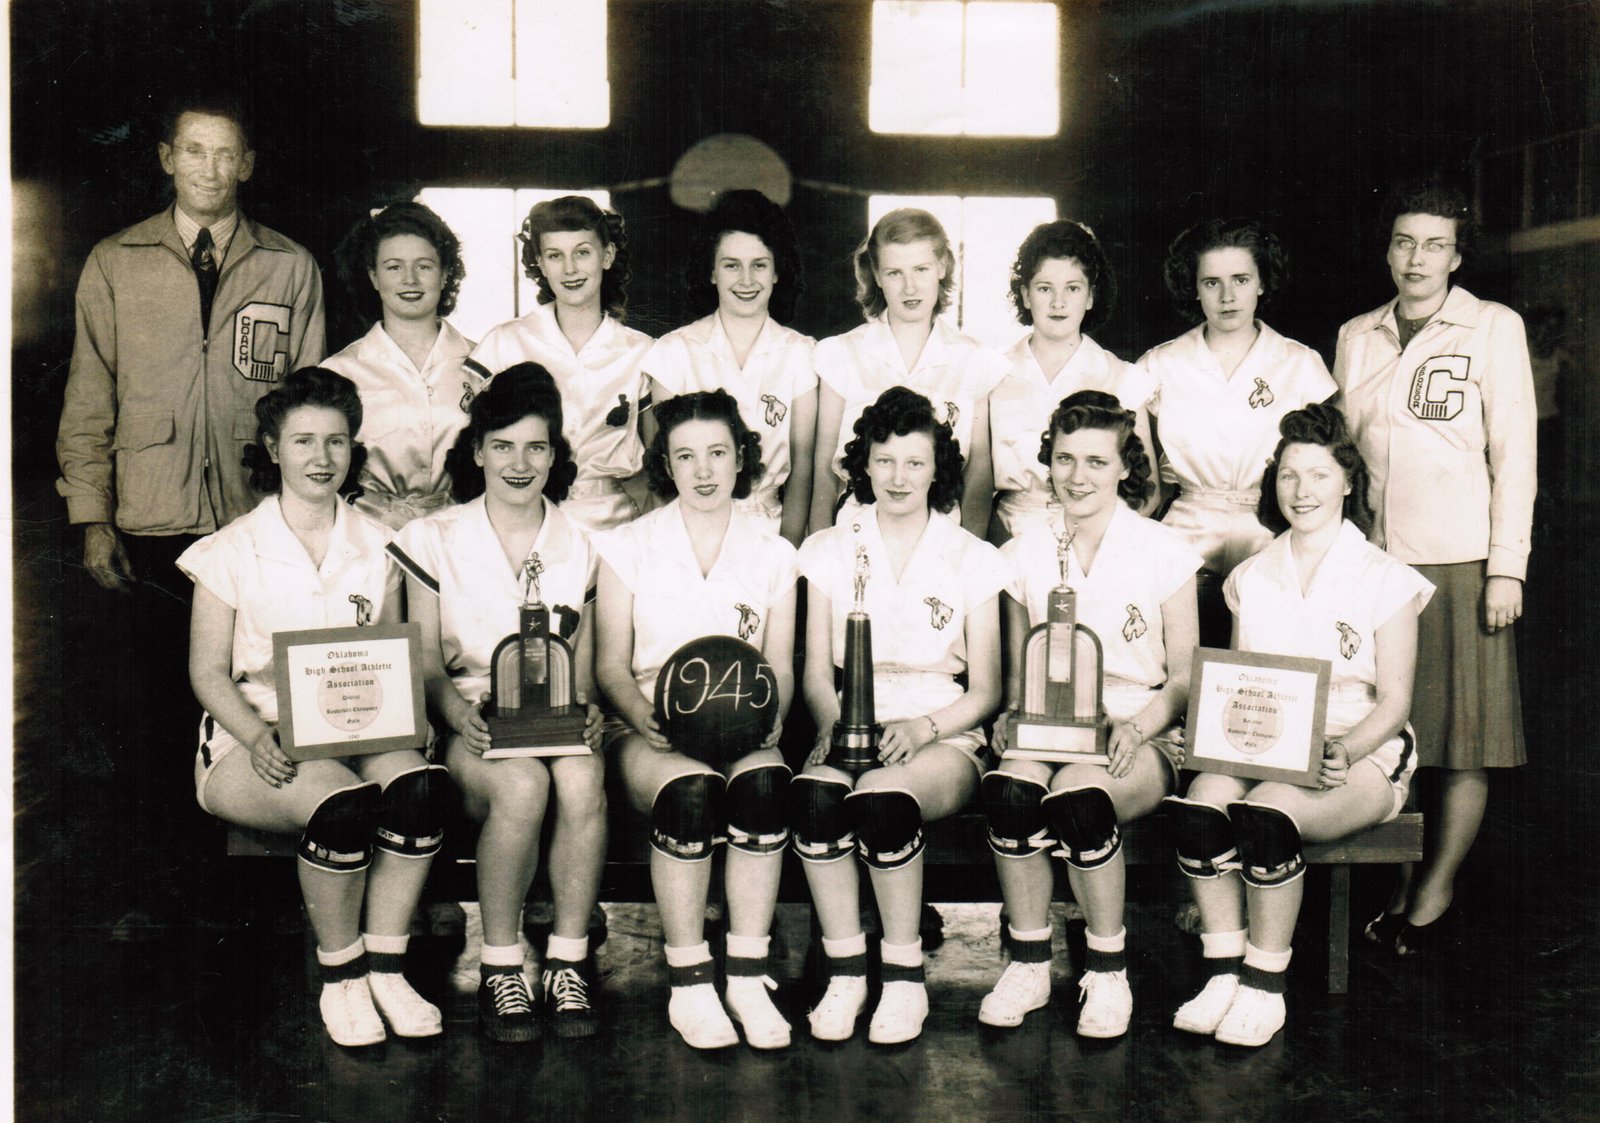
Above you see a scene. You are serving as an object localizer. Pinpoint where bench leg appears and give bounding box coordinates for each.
[1327,865,1350,995]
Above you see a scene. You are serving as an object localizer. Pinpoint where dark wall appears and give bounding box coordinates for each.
[12,0,1596,496]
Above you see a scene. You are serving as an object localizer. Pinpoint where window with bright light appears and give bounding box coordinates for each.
[868,194,1057,350]
[869,1,1059,137]
[418,187,612,341]
[417,0,609,128]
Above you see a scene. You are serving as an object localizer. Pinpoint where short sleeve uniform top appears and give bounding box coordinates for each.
[644,313,818,525]
[814,316,1008,492]
[592,501,799,696]
[1000,502,1202,721]
[468,303,653,486]
[1225,520,1434,782]
[176,495,400,723]
[989,333,1156,534]
[391,496,595,704]
[798,507,1006,723]
[320,320,481,528]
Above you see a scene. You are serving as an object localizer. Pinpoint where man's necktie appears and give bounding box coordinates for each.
[192,226,218,334]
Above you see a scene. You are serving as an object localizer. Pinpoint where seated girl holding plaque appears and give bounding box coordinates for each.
[592,389,799,1051]
[391,364,605,1044]
[1167,404,1431,1047]
[981,390,1200,1037]
[181,367,446,1048]
[793,386,1004,1046]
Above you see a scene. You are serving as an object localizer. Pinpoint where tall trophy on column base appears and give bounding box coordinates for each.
[483,555,590,758]
[827,545,882,774]
[1005,527,1110,764]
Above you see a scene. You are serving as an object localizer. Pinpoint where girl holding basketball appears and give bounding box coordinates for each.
[593,389,800,1050]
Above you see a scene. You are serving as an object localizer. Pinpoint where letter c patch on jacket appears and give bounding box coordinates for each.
[233,302,293,383]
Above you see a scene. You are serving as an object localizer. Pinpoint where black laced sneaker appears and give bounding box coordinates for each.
[479,966,540,1043]
[542,960,599,1038]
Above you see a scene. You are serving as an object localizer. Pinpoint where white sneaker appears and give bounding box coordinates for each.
[1213,983,1285,1047]
[368,971,443,1038]
[1075,969,1132,1039]
[808,974,868,1041]
[668,983,739,1049]
[978,960,1052,1027]
[319,976,387,1047]
[1172,973,1240,1035]
[867,980,929,1045]
[726,974,792,1049]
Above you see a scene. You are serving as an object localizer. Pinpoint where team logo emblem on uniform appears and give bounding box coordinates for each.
[943,401,960,428]
[349,594,373,627]
[604,394,632,427]
[1336,621,1360,659]
[553,605,581,639]
[760,394,787,427]
[1123,604,1147,642]
[924,596,953,630]
[232,302,293,383]
[735,602,761,640]
[459,381,475,413]
[1248,378,1275,409]
[1407,354,1471,421]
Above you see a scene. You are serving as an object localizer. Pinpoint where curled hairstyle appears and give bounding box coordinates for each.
[685,189,805,324]
[1008,220,1116,332]
[1037,390,1153,509]
[1256,403,1374,535]
[842,386,964,514]
[852,208,957,319]
[518,195,633,320]
[645,390,765,500]
[335,201,466,322]
[446,363,576,503]
[242,367,366,497]
[1381,176,1475,261]
[1162,218,1289,324]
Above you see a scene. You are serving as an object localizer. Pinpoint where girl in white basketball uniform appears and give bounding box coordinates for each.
[1139,219,1335,643]
[392,365,605,1044]
[644,189,817,547]
[793,387,1004,1046]
[182,369,445,1048]
[593,390,799,1051]
[468,196,653,533]
[980,391,1199,1037]
[808,208,1009,538]
[325,202,481,529]
[990,221,1155,541]
[1168,404,1432,1047]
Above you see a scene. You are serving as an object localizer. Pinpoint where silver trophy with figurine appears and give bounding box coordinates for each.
[483,555,590,758]
[827,545,883,774]
[1005,527,1110,764]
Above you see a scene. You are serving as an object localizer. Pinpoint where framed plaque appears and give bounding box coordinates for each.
[1184,647,1330,788]
[273,623,428,761]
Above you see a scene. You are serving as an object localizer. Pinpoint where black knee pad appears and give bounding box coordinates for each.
[299,783,381,873]
[650,772,726,862]
[982,770,1052,858]
[789,774,855,862]
[726,764,791,855]
[1228,801,1305,889]
[375,764,449,858]
[845,788,925,870]
[1163,795,1238,880]
[1042,785,1122,870]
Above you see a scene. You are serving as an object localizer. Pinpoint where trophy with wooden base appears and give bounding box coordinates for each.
[1005,527,1110,764]
[483,555,590,758]
[827,545,882,774]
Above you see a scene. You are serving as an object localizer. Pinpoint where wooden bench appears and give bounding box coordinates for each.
[228,807,1421,995]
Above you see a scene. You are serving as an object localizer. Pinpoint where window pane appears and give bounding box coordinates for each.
[869,2,964,135]
[415,188,523,341]
[513,0,610,128]
[958,195,1057,349]
[417,0,514,127]
[963,3,1059,137]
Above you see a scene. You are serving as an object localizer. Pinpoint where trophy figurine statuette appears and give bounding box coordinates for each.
[482,554,590,758]
[827,544,883,773]
[1005,525,1111,763]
